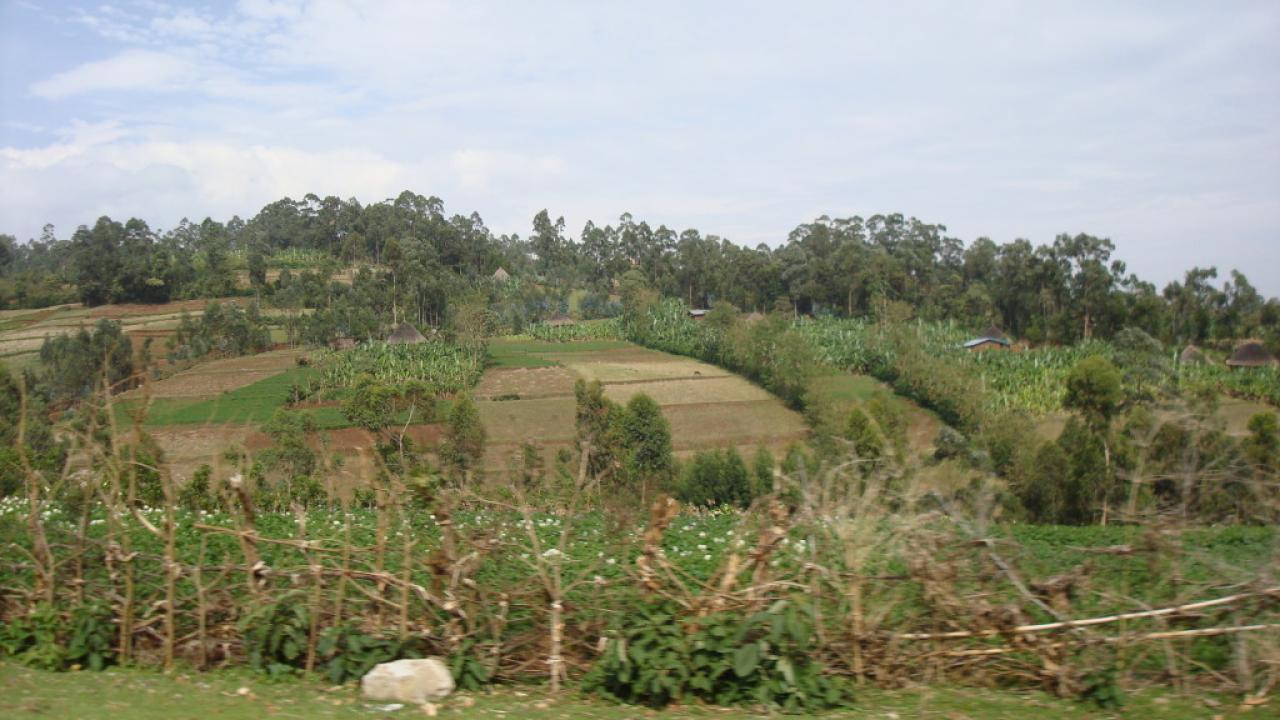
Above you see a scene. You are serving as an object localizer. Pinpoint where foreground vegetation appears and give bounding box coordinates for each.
[0,662,1252,719]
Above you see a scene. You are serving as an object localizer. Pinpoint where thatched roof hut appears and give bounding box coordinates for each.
[743,311,766,324]
[492,267,510,282]
[1179,345,1206,365]
[386,321,427,345]
[1226,339,1278,368]
[545,314,575,327]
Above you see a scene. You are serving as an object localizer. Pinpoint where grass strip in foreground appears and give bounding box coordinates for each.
[0,662,1243,719]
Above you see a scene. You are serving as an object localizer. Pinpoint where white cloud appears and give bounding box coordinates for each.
[30,50,192,99]
[451,150,565,191]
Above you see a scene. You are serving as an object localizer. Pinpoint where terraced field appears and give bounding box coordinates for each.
[0,297,291,371]
[479,338,809,472]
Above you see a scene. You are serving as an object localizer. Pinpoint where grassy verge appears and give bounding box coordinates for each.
[0,662,1245,719]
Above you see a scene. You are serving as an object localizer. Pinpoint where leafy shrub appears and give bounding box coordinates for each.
[677,448,752,508]
[317,624,426,684]
[585,599,849,712]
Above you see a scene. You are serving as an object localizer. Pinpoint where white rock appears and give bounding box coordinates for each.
[361,658,455,705]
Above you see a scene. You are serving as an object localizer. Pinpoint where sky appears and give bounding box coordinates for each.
[1,0,1278,295]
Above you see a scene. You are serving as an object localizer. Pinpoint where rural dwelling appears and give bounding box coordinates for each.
[1179,345,1206,365]
[492,267,511,282]
[386,321,428,345]
[330,337,356,350]
[743,311,765,324]
[962,324,1011,351]
[545,314,575,327]
[1225,339,1279,369]
[688,308,709,320]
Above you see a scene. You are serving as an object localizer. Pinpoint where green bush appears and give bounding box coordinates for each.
[584,598,849,712]
[677,448,752,508]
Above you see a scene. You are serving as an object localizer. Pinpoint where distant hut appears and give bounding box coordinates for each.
[1178,345,1206,365]
[386,321,428,345]
[330,337,357,351]
[963,324,1010,352]
[1225,339,1278,369]
[688,308,709,321]
[492,267,511,282]
[743,311,766,324]
[545,314,575,327]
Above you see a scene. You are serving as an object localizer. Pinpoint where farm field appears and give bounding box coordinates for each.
[114,348,446,486]
[808,373,941,457]
[479,338,809,472]
[0,296,289,371]
[0,663,1243,720]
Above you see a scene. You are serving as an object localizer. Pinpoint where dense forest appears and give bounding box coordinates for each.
[2,190,1277,350]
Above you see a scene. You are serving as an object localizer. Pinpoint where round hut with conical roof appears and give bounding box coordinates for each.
[492,267,510,282]
[1225,339,1278,369]
[386,321,428,345]
[1179,345,1206,365]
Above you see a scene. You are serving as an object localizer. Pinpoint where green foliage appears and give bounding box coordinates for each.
[442,395,486,477]
[313,341,483,395]
[751,446,775,498]
[65,603,117,671]
[39,319,134,401]
[240,594,312,677]
[316,625,426,684]
[844,407,884,465]
[1080,666,1126,709]
[169,301,272,361]
[584,599,849,712]
[0,604,114,672]
[448,639,493,690]
[677,448,752,508]
[1243,412,1279,471]
[259,409,319,480]
[620,393,674,485]
[1064,356,1123,431]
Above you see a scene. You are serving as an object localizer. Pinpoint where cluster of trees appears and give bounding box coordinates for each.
[6,190,1277,350]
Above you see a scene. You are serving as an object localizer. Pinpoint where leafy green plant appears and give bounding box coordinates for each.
[239,593,312,677]
[448,639,492,690]
[65,603,116,671]
[1080,666,1125,709]
[316,625,424,684]
[584,598,849,712]
[0,605,67,671]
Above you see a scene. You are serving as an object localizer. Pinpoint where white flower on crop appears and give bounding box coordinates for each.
[697,544,707,551]
[606,558,616,565]
[542,548,562,558]
[703,554,711,561]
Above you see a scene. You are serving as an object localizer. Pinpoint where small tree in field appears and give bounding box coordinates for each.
[620,393,673,495]
[442,395,486,479]
[1061,355,1125,522]
[1064,356,1122,433]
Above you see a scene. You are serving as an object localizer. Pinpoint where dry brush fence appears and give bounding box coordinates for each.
[1,397,1277,704]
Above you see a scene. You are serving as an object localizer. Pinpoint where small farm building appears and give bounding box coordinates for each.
[689,308,709,320]
[1226,339,1278,369]
[545,314,575,327]
[492,267,511,282]
[386,322,428,345]
[963,324,1010,351]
